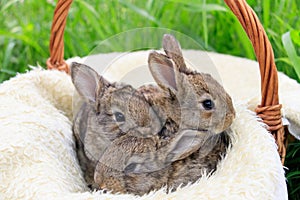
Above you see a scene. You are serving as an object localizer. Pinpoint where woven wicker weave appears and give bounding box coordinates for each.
[47,0,287,163]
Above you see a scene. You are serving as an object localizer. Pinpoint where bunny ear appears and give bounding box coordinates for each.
[124,130,205,174]
[71,62,109,104]
[162,34,188,72]
[165,129,206,162]
[148,51,178,92]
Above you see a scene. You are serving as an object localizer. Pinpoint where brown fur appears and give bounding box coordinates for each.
[94,129,213,196]
[92,34,235,195]
[71,63,162,186]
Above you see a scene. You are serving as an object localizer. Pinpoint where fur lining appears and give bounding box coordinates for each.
[0,51,293,199]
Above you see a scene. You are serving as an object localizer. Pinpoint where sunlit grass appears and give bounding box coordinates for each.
[1,0,299,81]
[0,0,299,198]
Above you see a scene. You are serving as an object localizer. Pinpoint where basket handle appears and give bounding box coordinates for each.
[47,0,73,74]
[48,0,287,163]
[224,0,286,163]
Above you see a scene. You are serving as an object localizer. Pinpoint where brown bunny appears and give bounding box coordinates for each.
[93,34,235,195]
[140,34,235,135]
[71,63,162,187]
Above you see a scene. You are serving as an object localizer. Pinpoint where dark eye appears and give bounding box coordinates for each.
[114,112,125,122]
[202,99,214,110]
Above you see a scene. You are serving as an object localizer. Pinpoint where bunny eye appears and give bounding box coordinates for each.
[114,112,125,122]
[202,99,215,110]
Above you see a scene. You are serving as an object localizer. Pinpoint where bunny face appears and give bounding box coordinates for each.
[183,72,235,133]
[147,34,235,134]
[71,63,162,185]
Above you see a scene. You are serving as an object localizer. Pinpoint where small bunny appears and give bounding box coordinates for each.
[140,34,235,135]
[93,34,235,195]
[71,63,162,187]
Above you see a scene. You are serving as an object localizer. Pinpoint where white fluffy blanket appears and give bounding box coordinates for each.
[1,50,298,200]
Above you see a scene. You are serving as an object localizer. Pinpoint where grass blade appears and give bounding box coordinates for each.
[0,30,47,57]
[182,4,228,12]
[0,68,16,76]
[2,40,16,68]
[262,0,270,27]
[282,31,300,79]
[118,0,161,26]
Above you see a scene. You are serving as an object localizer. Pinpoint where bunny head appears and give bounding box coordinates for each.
[71,63,162,185]
[148,34,235,134]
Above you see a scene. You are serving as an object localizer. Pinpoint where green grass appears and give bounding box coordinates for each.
[0,0,299,81]
[0,0,300,198]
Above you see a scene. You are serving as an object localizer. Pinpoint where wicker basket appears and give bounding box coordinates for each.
[0,1,293,199]
[47,0,287,164]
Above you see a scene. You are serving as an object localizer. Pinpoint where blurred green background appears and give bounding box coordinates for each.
[0,0,299,198]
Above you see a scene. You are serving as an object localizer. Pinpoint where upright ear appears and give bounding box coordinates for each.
[148,51,178,93]
[124,130,206,174]
[162,34,187,72]
[71,62,109,104]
